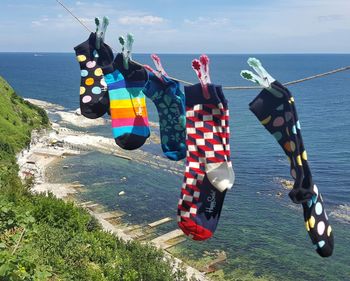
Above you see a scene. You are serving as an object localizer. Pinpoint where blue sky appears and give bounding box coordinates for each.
[1,0,349,53]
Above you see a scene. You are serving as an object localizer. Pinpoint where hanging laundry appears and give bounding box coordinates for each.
[245,58,334,257]
[101,53,150,150]
[177,83,234,240]
[192,55,235,191]
[142,55,186,161]
[74,32,113,119]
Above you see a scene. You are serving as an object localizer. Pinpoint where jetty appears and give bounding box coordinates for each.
[148,217,172,228]
[151,229,186,250]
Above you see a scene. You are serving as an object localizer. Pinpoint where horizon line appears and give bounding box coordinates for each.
[0,51,350,55]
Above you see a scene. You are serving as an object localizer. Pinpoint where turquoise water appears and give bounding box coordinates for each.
[1,53,350,280]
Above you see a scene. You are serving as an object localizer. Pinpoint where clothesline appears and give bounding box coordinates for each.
[55,0,350,91]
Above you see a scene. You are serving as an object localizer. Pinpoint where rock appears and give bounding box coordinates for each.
[75,108,82,115]
[118,191,125,196]
[280,179,294,189]
[276,191,283,197]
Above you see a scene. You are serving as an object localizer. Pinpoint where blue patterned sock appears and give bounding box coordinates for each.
[143,72,186,160]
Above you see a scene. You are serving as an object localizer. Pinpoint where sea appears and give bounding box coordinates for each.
[0,53,349,281]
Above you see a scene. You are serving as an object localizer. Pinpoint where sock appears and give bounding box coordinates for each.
[304,184,334,257]
[249,80,333,257]
[206,86,235,191]
[74,33,113,119]
[142,72,186,160]
[102,53,150,150]
[177,84,233,240]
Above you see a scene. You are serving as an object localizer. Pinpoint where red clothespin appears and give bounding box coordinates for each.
[151,54,168,76]
[192,54,211,99]
[144,54,167,83]
[199,55,211,85]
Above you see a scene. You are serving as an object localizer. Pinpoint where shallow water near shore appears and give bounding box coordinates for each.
[47,150,350,281]
[1,53,350,280]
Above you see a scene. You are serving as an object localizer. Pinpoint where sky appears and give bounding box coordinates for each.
[0,0,349,53]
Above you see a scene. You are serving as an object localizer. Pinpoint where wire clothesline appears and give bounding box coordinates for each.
[55,0,350,91]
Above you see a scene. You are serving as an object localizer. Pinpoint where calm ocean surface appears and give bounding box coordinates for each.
[0,53,349,280]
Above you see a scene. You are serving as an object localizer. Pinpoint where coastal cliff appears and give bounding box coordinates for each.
[0,76,192,281]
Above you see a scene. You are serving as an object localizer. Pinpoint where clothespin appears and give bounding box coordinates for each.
[151,54,168,76]
[95,16,109,50]
[144,54,168,83]
[192,54,211,99]
[118,33,142,116]
[240,58,275,88]
[199,55,211,84]
[119,33,134,70]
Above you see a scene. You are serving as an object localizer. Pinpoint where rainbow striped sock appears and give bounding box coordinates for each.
[102,54,150,150]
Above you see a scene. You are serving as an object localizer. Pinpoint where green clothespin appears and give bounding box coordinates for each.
[95,16,109,50]
[119,33,134,70]
[240,58,275,88]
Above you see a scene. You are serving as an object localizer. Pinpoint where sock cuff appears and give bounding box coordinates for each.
[215,86,228,108]
[74,32,114,67]
[103,53,148,83]
[249,80,291,121]
[74,32,95,56]
[184,83,222,107]
[143,72,180,100]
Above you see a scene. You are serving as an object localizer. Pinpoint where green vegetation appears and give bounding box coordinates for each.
[0,76,49,195]
[0,77,187,281]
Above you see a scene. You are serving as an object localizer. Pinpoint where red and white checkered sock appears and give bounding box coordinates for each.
[206,86,234,190]
[177,84,234,240]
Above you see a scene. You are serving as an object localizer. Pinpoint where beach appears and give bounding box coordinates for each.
[17,98,209,281]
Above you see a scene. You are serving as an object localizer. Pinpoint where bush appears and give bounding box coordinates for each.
[21,112,28,123]
[31,193,95,232]
[0,140,14,155]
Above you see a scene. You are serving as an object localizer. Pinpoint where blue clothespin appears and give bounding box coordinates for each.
[95,16,109,50]
[119,33,134,70]
[240,58,275,88]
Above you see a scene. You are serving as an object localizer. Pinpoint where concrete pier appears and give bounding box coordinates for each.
[148,217,172,228]
[151,229,185,250]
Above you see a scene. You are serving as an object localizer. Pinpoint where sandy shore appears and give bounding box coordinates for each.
[17,128,79,198]
[18,98,208,281]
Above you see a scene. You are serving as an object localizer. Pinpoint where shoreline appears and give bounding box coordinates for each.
[16,98,350,281]
[18,98,209,281]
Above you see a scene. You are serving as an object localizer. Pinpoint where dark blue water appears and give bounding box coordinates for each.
[1,53,349,280]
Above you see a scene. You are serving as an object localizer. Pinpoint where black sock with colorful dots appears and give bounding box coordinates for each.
[249,81,334,257]
[74,33,114,119]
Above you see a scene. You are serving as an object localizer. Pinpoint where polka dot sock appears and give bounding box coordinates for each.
[74,33,114,119]
[177,84,233,240]
[102,53,150,150]
[304,185,333,257]
[142,72,186,161]
[249,80,333,257]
